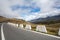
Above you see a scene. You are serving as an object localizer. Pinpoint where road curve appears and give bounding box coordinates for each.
[2,23,60,40]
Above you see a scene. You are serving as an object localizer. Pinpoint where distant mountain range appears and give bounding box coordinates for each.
[30,15,60,24]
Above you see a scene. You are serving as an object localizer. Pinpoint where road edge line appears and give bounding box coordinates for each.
[1,24,5,40]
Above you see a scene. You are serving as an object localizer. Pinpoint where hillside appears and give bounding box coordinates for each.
[30,15,60,24]
[0,16,60,36]
[29,15,60,36]
[46,23,60,36]
[0,16,9,23]
[0,16,29,25]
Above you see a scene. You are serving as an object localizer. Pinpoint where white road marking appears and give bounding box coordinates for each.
[1,24,5,40]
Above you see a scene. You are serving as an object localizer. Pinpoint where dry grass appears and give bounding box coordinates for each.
[0,16,8,22]
[46,23,60,36]
[29,23,60,36]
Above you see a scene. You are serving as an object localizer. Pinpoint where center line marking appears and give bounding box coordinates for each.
[1,24,5,40]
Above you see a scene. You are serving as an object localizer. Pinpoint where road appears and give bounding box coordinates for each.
[0,23,2,40]
[0,23,60,40]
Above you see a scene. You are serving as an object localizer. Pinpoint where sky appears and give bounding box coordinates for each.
[0,0,60,21]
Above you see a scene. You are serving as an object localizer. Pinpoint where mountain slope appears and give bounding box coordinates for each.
[30,15,60,24]
[0,16,9,22]
[0,16,28,24]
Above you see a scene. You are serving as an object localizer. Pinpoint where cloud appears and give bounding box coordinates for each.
[0,0,60,21]
[0,0,40,18]
[0,0,21,18]
[25,9,60,21]
[24,0,60,21]
[53,0,60,9]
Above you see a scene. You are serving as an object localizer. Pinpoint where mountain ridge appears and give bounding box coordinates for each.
[30,15,60,24]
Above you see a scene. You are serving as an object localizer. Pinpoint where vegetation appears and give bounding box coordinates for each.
[0,16,60,36]
[0,16,9,23]
[0,16,28,24]
[46,23,60,36]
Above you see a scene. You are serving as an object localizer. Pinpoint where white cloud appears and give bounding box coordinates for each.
[25,9,60,21]
[24,15,36,21]
[24,0,60,21]
[0,0,20,18]
[0,0,60,21]
[0,0,36,18]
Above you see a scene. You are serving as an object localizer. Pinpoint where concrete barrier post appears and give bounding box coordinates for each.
[15,24,18,27]
[58,28,60,36]
[25,24,31,30]
[19,24,24,29]
[36,25,47,33]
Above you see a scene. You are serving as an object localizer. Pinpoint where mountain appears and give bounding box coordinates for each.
[30,15,60,24]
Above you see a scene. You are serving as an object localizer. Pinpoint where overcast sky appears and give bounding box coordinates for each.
[0,0,60,21]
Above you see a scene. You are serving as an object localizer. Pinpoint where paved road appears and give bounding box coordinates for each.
[1,23,60,40]
[0,24,1,40]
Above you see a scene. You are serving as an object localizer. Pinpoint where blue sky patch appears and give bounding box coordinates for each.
[30,7,40,13]
[11,5,40,13]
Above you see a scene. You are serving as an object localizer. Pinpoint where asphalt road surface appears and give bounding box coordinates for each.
[0,23,2,40]
[0,23,60,40]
